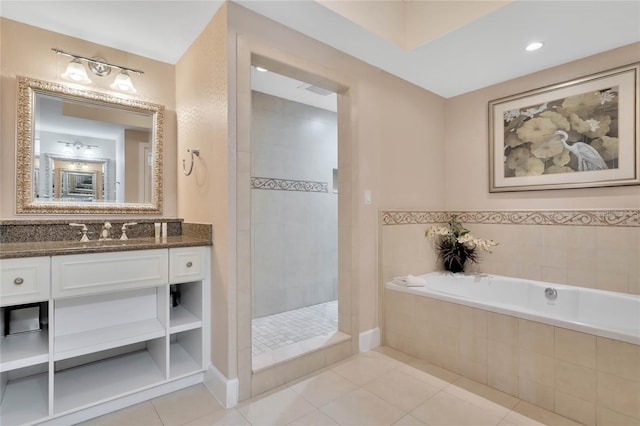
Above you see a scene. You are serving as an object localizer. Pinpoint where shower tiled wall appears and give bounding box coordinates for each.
[251,91,338,318]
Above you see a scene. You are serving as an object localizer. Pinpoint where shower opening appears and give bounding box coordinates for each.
[250,66,340,370]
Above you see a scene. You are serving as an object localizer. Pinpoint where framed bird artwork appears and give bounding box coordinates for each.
[488,63,639,192]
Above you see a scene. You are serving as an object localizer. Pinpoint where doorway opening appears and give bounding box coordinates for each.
[250,66,340,370]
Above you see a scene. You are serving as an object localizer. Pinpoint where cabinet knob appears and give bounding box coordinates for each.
[186,261,193,268]
[14,277,24,285]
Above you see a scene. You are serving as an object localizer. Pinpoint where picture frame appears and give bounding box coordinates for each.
[489,63,639,192]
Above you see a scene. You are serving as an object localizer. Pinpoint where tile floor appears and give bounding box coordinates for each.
[80,347,584,426]
[252,301,338,356]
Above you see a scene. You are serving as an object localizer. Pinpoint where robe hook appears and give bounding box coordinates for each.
[182,149,200,176]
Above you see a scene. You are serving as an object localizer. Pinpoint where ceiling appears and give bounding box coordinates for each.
[1,0,639,98]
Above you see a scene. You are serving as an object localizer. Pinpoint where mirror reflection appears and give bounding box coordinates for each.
[35,93,153,204]
[17,76,164,214]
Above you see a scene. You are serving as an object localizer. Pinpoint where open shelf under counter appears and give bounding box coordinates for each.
[0,330,49,372]
[170,341,201,379]
[0,373,49,426]
[169,305,202,334]
[53,348,165,415]
[54,318,165,361]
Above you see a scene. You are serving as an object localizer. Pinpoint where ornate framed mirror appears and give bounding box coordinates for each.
[16,76,164,214]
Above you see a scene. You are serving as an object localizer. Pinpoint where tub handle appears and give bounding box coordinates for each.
[545,287,558,301]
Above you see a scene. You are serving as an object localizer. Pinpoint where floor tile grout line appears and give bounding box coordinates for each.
[149,399,166,426]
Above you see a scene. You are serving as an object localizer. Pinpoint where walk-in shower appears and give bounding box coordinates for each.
[250,68,338,368]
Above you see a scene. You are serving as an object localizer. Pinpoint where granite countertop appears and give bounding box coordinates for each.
[0,235,212,259]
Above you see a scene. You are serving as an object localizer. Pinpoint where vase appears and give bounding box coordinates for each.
[440,242,473,273]
[444,256,466,273]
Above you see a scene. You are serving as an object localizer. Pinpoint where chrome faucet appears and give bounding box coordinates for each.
[69,223,90,242]
[120,222,138,240]
[99,222,112,241]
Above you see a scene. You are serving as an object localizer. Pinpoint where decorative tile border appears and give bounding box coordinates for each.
[251,177,328,193]
[381,210,640,227]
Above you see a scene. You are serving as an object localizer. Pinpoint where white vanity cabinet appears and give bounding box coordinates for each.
[0,246,210,426]
[0,257,51,426]
[0,257,50,306]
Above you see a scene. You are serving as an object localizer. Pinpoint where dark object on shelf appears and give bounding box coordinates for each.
[170,285,180,308]
[4,303,44,335]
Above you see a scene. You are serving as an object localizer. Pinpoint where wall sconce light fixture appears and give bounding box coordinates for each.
[53,48,144,93]
[61,58,92,84]
[110,70,136,93]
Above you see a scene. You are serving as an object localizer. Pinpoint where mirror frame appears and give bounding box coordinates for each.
[16,76,164,214]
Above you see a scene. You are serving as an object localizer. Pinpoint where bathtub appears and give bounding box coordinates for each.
[386,272,640,345]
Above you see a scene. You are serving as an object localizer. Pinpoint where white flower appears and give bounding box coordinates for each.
[586,118,600,132]
[522,103,548,118]
[457,233,475,245]
[476,239,498,252]
[504,109,521,123]
[599,89,616,105]
[426,226,450,237]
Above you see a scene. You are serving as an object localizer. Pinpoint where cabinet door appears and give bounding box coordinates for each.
[169,247,206,284]
[52,249,168,298]
[0,257,50,306]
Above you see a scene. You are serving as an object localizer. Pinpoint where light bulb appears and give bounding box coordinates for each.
[62,59,91,84]
[525,42,544,52]
[110,70,136,93]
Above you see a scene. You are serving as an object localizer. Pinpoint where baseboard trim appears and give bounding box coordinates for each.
[359,328,381,352]
[204,364,239,408]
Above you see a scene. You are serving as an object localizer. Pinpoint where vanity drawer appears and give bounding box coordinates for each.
[52,249,169,298]
[169,247,206,284]
[0,257,51,306]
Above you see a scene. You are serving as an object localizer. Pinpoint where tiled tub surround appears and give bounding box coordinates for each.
[380,209,640,426]
[380,210,640,295]
[384,288,640,426]
[251,91,338,318]
[388,273,639,346]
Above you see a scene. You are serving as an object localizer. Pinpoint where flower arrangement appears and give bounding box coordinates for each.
[425,216,498,273]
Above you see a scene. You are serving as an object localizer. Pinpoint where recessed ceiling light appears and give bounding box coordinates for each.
[525,42,544,52]
[255,66,268,72]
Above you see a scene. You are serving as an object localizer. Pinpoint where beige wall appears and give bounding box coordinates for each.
[227,2,447,398]
[175,4,233,379]
[445,42,640,211]
[0,18,177,219]
[227,1,447,333]
[172,2,447,397]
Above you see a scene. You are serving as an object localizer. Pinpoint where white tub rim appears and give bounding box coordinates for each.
[386,272,640,346]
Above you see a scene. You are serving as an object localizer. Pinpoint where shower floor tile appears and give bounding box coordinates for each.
[252,300,338,356]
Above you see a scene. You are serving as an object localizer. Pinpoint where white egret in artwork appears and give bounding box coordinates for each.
[554,130,607,171]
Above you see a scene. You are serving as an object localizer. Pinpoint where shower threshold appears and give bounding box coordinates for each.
[251,300,349,371]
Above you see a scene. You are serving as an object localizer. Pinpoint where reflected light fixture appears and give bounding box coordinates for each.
[525,41,544,52]
[58,140,99,155]
[255,66,268,72]
[52,48,144,93]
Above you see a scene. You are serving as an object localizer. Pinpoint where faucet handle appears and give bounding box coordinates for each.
[120,222,138,240]
[69,223,90,242]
